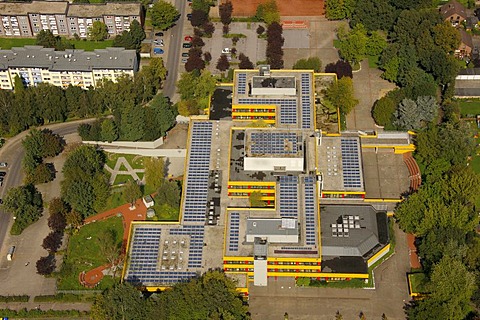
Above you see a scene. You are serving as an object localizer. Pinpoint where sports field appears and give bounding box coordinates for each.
[227,0,325,17]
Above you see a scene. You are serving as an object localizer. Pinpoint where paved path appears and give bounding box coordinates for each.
[0,301,91,312]
[104,156,144,185]
[249,224,410,320]
[347,60,396,131]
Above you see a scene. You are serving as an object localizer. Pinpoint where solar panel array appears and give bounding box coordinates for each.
[125,226,197,285]
[300,73,312,129]
[278,176,298,218]
[183,122,213,223]
[228,212,240,252]
[170,225,205,268]
[236,73,247,95]
[250,132,298,155]
[340,138,363,189]
[304,176,317,246]
[238,98,297,125]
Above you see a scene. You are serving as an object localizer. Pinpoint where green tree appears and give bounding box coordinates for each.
[120,102,145,141]
[88,21,109,41]
[113,20,145,51]
[101,118,118,142]
[338,24,368,64]
[323,77,358,115]
[36,30,73,50]
[97,229,122,277]
[432,21,461,55]
[150,0,180,30]
[177,70,217,110]
[365,31,387,56]
[393,96,438,130]
[3,184,43,235]
[351,0,398,31]
[123,179,142,206]
[176,100,200,116]
[156,180,181,208]
[292,57,322,72]
[255,0,280,25]
[144,157,165,190]
[91,283,148,320]
[34,83,67,123]
[372,95,396,127]
[192,0,212,13]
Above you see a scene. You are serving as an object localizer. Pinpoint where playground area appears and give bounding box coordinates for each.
[225,0,325,17]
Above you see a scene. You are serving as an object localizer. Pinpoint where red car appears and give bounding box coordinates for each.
[184,36,193,42]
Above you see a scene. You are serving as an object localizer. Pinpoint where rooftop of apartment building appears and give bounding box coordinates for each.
[0,46,138,72]
[67,2,142,17]
[0,1,68,15]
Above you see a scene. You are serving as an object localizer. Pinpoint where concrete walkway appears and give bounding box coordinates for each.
[104,156,144,184]
[347,60,397,131]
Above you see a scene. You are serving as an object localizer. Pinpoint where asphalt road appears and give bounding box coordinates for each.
[0,119,96,252]
[162,0,188,99]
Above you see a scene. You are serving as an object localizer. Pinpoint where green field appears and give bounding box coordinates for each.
[0,38,36,49]
[0,37,114,51]
[58,217,123,290]
[459,100,480,116]
[105,152,144,170]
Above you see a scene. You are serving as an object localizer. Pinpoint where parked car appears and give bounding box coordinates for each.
[187,13,192,20]
[0,162,7,168]
[181,58,188,63]
[0,198,3,205]
[155,32,164,37]
[0,172,5,178]
[183,43,192,48]
[184,36,193,42]
[182,52,189,57]
[222,48,230,54]
[153,48,164,54]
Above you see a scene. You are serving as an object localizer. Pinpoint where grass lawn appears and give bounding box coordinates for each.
[368,55,380,68]
[57,217,123,290]
[113,174,135,185]
[105,152,144,170]
[70,40,114,51]
[409,273,429,294]
[0,38,36,49]
[459,100,480,116]
[148,203,180,221]
[104,187,126,211]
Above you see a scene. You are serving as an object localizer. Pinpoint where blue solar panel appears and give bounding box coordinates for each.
[228,212,240,252]
[169,225,205,268]
[278,176,298,218]
[304,176,316,246]
[237,98,297,125]
[250,132,298,155]
[183,122,213,223]
[300,73,312,129]
[340,138,362,188]
[236,73,247,95]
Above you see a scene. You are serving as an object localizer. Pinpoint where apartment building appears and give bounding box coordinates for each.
[0,1,143,39]
[0,46,139,89]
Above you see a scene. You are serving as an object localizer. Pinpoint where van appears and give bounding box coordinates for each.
[6,246,15,261]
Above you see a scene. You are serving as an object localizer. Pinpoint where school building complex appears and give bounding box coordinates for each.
[122,67,416,294]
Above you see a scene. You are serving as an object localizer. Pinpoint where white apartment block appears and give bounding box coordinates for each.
[0,46,139,90]
[0,1,143,39]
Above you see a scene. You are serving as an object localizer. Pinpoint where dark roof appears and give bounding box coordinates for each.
[455,87,480,97]
[440,0,467,19]
[466,16,479,29]
[458,68,480,76]
[321,256,368,274]
[459,29,473,48]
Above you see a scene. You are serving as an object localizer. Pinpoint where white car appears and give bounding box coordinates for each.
[221,48,230,54]
[0,162,6,168]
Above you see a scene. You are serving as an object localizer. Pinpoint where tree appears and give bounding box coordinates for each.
[351,0,398,31]
[91,283,148,320]
[203,51,212,63]
[191,35,205,48]
[202,22,215,36]
[324,77,358,115]
[156,180,181,208]
[238,53,254,69]
[216,54,230,72]
[144,157,165,190]
[143,94,176,141]
[35,30,73,50]
[123,180,142,206]
[120,102,145,141]
[249,191,265,207]
[190,9,208,27]
[326,0,355,20]
[256,25,265,35]
[325,60,353,79]
[48,211,67,232]
[65,210,83,229]
[338,24,368,64]
[3,184,43,235]
[365,31,387,56]
[219,1,233,25]
[42,231,63,252]
[31,162,54,184]
[177,70,217,110]
[113,20,145,51]
[292,57,322,72]
[150,0,180,30]
[255,0,280,25]
[393,96,438,130]
[432,21,460,55]
[36,255,56,275]
[101,118,118,142]
[372,92,399,128]
[97,229,122,277]
[266,22,284,69]
[88,21,109,41]
[185,54,205,72]
[192,0,212,13]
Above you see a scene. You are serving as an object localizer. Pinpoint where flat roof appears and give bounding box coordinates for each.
[252,76,296,89]
[320,205,389,259]
[246,218,298,237]
[0,1,68,15]
[67,2,141,17]
[245,130,302,158]
[0,46,137,71]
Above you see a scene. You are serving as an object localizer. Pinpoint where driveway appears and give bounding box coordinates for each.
[248,224,411,320]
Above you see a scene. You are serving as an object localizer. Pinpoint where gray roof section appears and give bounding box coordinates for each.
[0,1,68,16]
[320,205,386,258]
[0,46,138,72]
[67,2,142,17]
[246,218,298,237]
[252,76,296,89]
[458,68,480,76]
[253,238,268,257]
